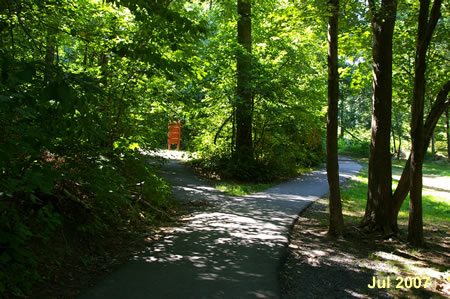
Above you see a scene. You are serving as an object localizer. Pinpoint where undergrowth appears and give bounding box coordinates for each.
[190,149,322,184]
[0,150,174,297]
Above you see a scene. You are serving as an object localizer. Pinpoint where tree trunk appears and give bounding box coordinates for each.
[428,96,436,154]
[339,98,345,139]
[446,107,449,159]
[409,0,429,247]
[235,0,253,167]
[392,130,397,155]
[99,53,109,86]
[392,80,449,231]
[232,106,236,153]
[397,135,401,159]
[44,34,56,83]
[362,0,397,234]
[84,44,88,66]
[408,0,442,247]
[326,0,344,237]
[430,134,435,154]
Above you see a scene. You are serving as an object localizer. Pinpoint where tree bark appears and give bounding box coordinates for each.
[99,53,109,86]
[430,134,435,154]
[326,0,344,237]
[409,0,442,247]
[429,95,436,154]
[339,98,345,139]
[235,0,253,166]
[362,0,397,234]
[392,129,397,155]
[84,44,88,66]
[44,34,56,83]
[446,107,449,159]
[392,80,449,231]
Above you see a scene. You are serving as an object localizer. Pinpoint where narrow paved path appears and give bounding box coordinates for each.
[79,154,361,299]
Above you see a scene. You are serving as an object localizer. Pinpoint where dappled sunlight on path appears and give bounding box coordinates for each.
[79,153,361,298]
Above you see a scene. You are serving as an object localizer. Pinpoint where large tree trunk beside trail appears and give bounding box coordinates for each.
[407,0,442,246]
[326,0,344,237]
[362,0,397,235]
[235,0,253,167]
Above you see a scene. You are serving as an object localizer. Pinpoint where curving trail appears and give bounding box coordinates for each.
[79,152,361,299]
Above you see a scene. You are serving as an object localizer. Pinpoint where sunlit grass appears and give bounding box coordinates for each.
[340,160,450,226]
[391,158,450,177]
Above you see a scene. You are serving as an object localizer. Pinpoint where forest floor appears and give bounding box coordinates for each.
[281,161,450,298]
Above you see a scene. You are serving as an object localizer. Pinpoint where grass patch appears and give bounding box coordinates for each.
[215,182,274,196]
[341,159,450,225]
[391,158,450,177]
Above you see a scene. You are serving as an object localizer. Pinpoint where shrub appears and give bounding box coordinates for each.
[338,138,371,157]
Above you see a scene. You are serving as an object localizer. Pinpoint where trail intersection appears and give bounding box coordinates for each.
[80,152,361,298]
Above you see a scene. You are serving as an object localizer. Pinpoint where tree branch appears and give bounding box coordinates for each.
[392,80,450,212]
[12,0,43,54]
[214,113,233,145]
[422,0,443,50]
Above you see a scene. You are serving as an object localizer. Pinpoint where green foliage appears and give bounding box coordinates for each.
[0,0,190,295]
[0,206,39,297]
[181,0,327,181]
[338,138,371,157]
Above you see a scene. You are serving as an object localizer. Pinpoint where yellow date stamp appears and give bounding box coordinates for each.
[368,276,432,289]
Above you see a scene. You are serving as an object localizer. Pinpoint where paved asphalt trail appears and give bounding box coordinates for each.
[79,153,361,299]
